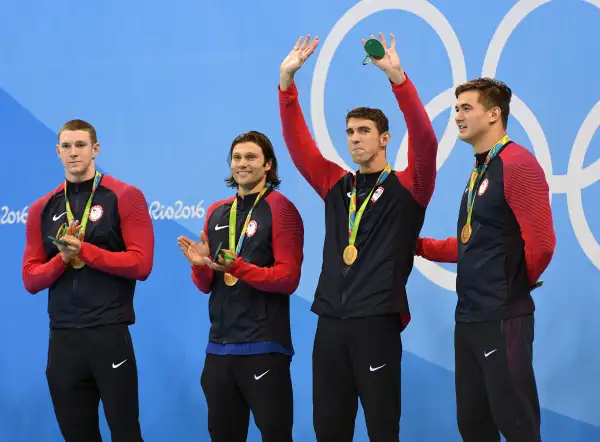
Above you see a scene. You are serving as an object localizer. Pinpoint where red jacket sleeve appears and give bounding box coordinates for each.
[279,82,348,199]
[22,195,68,294]
[394,77,438,207]
[501,146,556,284]
[191,264,215,294]
[227,193,304,294]
[79,185,154,280]
[190,202,217,294]
[416,236,458,263]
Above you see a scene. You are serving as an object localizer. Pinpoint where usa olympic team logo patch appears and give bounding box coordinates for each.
[478,179,489,196]
[246,220,258,237]
[371,186,384,203]
[89,205,104,222]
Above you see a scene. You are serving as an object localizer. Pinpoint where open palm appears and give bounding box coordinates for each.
[280,35,319,76]
[178,231,210,266]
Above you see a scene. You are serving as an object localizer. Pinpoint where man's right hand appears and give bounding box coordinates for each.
[178,231,210,267]
[280,35,319,91]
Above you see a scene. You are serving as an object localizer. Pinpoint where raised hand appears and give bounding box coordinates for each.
[362,32,406,85]
[280,35,320,90]
[178,231,210,267]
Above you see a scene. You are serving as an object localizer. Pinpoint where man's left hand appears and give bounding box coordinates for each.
[362,32,406,85]
[55,233,84,255]
[204,249,237,272]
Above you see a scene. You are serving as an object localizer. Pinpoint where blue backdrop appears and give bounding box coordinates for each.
[1,0,599,440]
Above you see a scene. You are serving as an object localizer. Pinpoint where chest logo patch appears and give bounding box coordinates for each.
[478,178,489,196]
[371,186,384,203]
[89,205,104,222]
[246,220,258,238]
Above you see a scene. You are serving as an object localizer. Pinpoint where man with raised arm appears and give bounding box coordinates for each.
[278,33,438,441]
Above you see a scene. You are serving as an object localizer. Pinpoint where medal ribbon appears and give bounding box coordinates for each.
[61,170,103,240]
[464,135,510,228]
[348,163,391,247]
[229,185,269,255]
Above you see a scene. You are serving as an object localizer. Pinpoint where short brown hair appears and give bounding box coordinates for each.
[346,107,389,135]
[58,119,98,144]
[455,78,512,128]
[225,130,281,189]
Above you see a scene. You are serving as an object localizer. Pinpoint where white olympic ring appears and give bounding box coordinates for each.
[310,0,600,290]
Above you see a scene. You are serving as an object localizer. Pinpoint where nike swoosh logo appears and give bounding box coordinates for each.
[370,364,386,372]
[484,349,497,358]
[53,212,67,221]
[112,359,127,368]
[215,224,228,231]
[254,370,270,380]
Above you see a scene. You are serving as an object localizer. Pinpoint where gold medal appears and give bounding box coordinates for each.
[343,245,358,265]
[345,164,391,267]
[462,135,510,246]
[71,257,85,269]
[461,224,472,244]
[224,273,238,286]
[62,171,103,271]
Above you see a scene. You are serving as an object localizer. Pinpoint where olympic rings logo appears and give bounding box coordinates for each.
[310,0,600,291]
